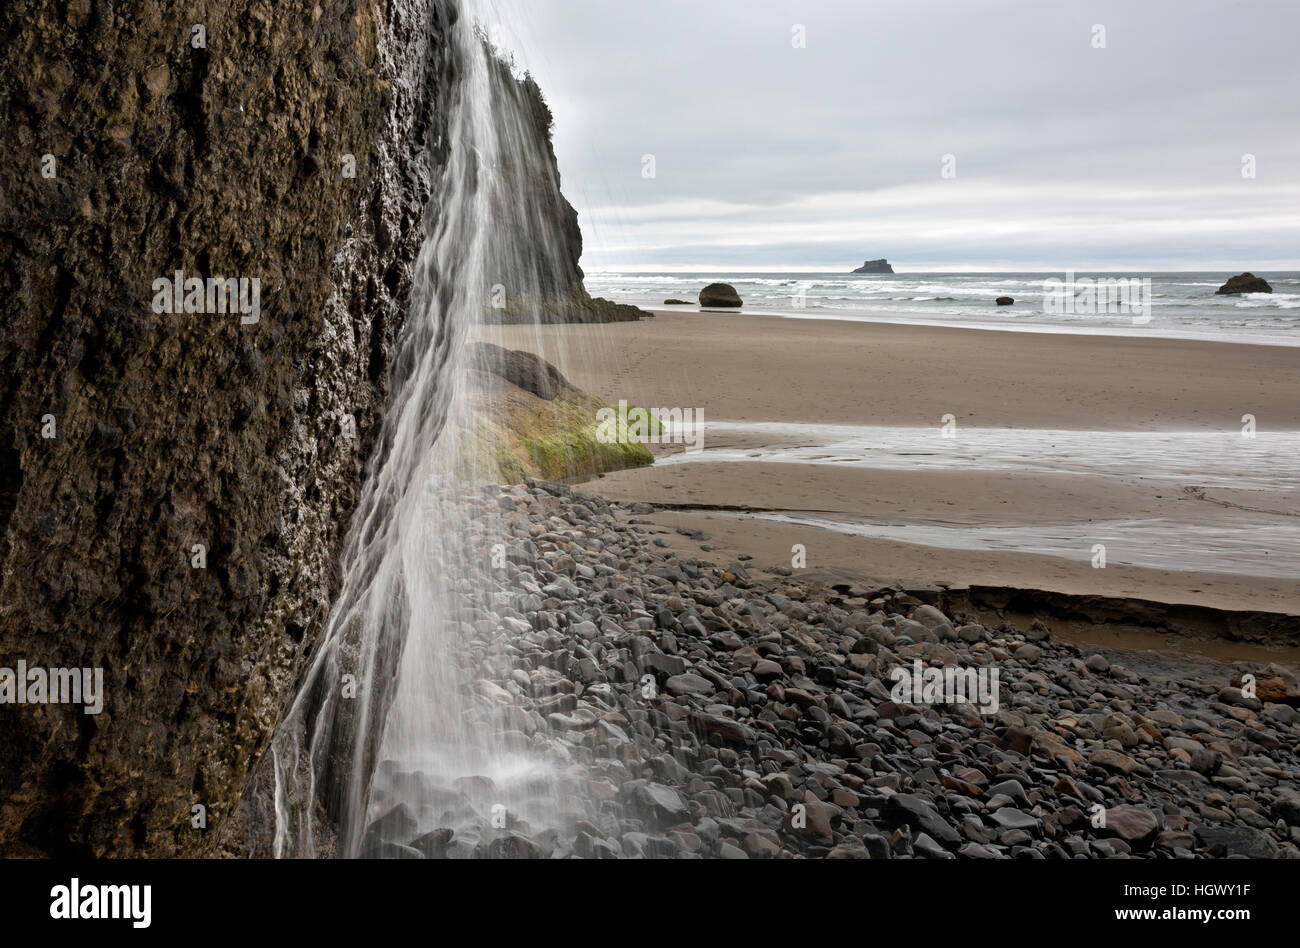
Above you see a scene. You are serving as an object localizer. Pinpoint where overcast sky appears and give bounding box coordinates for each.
[491,0,1300,272]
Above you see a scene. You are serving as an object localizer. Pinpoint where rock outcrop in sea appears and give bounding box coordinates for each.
[1215,273,1273,295]
[853,259,895,274]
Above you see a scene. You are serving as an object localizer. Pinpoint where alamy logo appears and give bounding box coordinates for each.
[151,269,261,325]
[595,400,703,453]
[50,878,151,928]
[890,659,1000,713]
[0,662,104,714]
[1042,271,1151,323]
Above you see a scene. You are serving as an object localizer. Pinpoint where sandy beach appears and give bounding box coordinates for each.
[488,309,1300,429]
[488,310,1300,643]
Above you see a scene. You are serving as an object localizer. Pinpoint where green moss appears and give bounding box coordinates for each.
[521,424,653,482]
[451,392,657,485]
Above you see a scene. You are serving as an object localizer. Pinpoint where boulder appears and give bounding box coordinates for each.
[910,603,955,637]
[1104,805,1160,846]
[665,672,714,696]
[699,282,743,307]
[888,793,962,845]
[638,783,689,821]
[1194,825,1279,859]
[361,803,418,849]
[409,828,455,859]
[1270,793,1300,827]
[485,835,543,859]
[995,296,1014,306]
[693,711,755,744]
[1215,272,1272,294]
[466,341,574,400]
[1232,665,1300,705]
[663,298,693,305]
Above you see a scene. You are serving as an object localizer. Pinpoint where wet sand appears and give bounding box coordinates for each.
[488,310,1300,632]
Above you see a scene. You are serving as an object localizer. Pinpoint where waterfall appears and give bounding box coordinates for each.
[271,0,600,858]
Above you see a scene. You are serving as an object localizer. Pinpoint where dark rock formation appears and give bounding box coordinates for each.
[0,0,596,857]
[996,296,1015,306]
[852,259,895,274]
[0,0,457,858]
[465,342,574,401]
[699,283,743,308]
[476,66,646,325]
[663,299,693,305]
[482,290,646,325]
[927,585,1300,649]
[1216,273,1272,295]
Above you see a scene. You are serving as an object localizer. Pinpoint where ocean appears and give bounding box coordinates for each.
[582,271,1300,346]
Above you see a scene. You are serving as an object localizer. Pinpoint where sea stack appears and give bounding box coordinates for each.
[996,296,1014,306]
[852,259,895,274]
[1215,273,1272,295]
[699,283,743,307]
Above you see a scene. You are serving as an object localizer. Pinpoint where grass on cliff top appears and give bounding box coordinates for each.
[456,388,659,484]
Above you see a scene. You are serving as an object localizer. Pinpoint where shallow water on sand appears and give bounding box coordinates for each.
[737,512,1299,579]
[654,421,1300,578]
[657,422,1300,492]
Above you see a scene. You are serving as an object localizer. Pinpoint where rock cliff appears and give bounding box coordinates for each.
[0,0,598,856]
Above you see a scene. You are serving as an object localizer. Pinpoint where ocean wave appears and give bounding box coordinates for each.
[584,271,1300,343]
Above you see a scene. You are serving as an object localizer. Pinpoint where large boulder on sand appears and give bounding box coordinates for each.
[465,341,574,400]
[1216,273,1272,294]
[699,283,743,308]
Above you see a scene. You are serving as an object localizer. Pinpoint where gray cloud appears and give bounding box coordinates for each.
[502,0,1300,270]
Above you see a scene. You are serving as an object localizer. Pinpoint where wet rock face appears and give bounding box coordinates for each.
[466,343,575,401]
[0,0,454,855]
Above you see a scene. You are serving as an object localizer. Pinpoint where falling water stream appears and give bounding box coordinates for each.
[272,0,600,858]
[263,0,1297,860]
